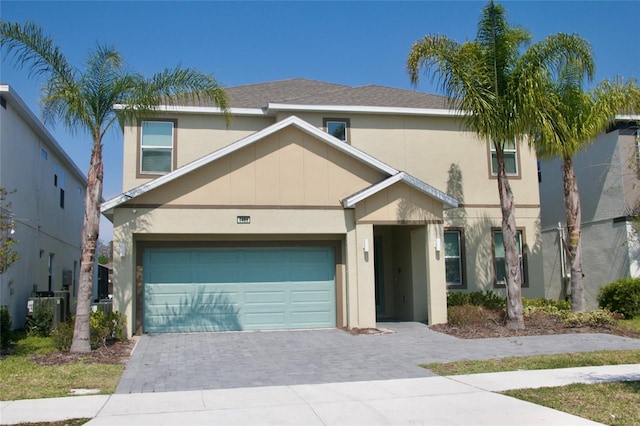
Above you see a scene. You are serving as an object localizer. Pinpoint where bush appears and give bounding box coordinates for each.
[51,319,74,351]
[53,311,126,350]
[598,277,640,319]
[90,310,126,348]
[447,290,505,309]
[561,309,617,328]
[0,306,13,349]
[26,304,54,337]
[523,298,571,311]
[447,305,503,327]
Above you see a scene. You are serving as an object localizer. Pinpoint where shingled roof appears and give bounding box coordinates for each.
[193,78,453,111]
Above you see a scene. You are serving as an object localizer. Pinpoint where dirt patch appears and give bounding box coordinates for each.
[30,339,136,366]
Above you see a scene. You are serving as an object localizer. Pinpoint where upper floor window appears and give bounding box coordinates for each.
[323,118,350,143]
[41,149,48,160]
[490,140,518,176]
[140,120,175,174]
[492,228,527,287]
[444,229,465,287]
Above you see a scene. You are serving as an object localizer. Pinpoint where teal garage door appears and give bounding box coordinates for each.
[143,247,336,333]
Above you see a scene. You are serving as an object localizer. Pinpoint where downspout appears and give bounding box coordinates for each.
[557,222,570,299]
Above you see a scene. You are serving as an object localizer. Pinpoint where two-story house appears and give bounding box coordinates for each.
[101,79,544,337]
[540,117,640,308]
[0,84,86,328]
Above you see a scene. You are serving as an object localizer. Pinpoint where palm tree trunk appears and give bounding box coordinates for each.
[70,140,103,353]
[495,144,525,330]
[563,157,585,312]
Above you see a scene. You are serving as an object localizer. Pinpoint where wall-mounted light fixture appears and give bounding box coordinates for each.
[119,242,126,258]
[363,238,369,254]
[435,237,441,252]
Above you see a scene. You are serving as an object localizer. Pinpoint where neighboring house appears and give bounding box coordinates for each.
[540,117,640,308]
[101,79,544,337]
[0,84,86,328]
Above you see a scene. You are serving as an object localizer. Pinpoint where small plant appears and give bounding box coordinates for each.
[52,311,126,350]
[90,310,126,348]
[0,306,13,349]
[447,290,505,309]
[561,309,617,328]
[51,319,74,351]
[598,277,640,319]
[26,303,54,337]
[447,305,500,327]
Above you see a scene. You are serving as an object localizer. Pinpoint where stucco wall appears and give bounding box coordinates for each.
[0,91,84,327]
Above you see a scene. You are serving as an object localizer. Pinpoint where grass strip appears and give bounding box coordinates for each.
[504,381,640,426]
[421,349,640,376]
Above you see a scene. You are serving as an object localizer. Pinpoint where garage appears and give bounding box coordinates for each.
[143,246,336,333]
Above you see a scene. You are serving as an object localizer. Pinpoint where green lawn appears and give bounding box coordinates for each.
[505,381,640,426]
[0,335,124,401]
[421,349,640,376]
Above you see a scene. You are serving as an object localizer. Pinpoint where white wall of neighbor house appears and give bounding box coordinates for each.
[539,127,640,307]
[1,88,84,328]
[542,220,631,309]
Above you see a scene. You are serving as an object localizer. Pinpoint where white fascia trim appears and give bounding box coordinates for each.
[113,103,267,116]
[616,114,640,121]
[101,115,398,212]
[268,103,464,117]
[342,171,458,209]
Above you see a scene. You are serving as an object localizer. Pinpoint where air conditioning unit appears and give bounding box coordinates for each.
[26,297,64,327]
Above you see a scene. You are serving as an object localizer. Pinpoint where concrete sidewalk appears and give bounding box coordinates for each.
[2,364,638,425]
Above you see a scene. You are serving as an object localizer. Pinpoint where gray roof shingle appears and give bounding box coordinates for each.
[186,78,453,111]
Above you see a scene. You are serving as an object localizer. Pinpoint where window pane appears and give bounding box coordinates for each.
[504,152,517,174]
[142,121,173,147]
[495,258,507,284]
[445,258,461,284]
[444,232,459,257]
[494,232,505,258]
[327,121,346,141]
[141,148,172,173]
[504,139,516,151]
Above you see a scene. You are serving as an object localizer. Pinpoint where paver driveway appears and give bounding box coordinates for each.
[116,321,640,393]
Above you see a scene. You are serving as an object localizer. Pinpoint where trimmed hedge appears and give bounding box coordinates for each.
[598,277,640,319]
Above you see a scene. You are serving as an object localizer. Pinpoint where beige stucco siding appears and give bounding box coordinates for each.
[122,114,275,192]
[131,127,385,208]
[355,183,442,224]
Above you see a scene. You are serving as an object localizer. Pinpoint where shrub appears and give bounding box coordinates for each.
[0,306,13,349]
[90,310,126,348]
[52,311,126,351]
[447,290,505,309]
[561,309,617,328]
[51,319,74,351]
[447,305,501,327]
[598,277,640,319]
[26,304,54,337]
[523,298,571,311]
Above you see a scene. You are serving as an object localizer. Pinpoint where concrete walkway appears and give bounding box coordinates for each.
[117,322,640,393]
[2,364,638,425]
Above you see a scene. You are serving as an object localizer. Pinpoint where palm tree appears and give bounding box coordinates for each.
[534,61,640,311]
[0,21,231,352]
[407,0,594,329]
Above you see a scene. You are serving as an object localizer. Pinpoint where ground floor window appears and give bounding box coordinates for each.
[444,229,465,287]
[492,228,526,287]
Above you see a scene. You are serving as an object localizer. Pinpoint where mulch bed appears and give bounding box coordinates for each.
[29,339,136,366]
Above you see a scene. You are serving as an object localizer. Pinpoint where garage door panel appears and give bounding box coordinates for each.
[143,247,336,333]
[245,290,286,304]
[291,289,332,303]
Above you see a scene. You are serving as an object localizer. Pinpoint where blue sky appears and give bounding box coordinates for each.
[2,1,639,240]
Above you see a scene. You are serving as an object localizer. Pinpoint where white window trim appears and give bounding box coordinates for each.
[490,140,518,176]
